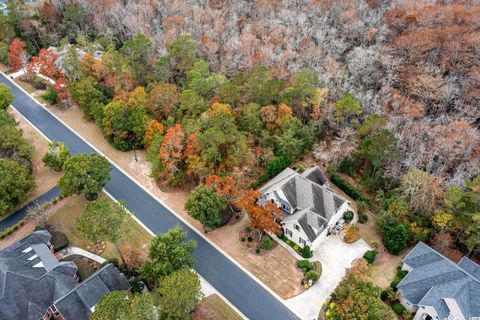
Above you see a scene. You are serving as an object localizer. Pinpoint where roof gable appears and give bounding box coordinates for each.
[398,242,480,319]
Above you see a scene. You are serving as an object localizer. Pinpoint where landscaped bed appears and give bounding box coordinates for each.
[239,226,277,255]
[63,254,100,280]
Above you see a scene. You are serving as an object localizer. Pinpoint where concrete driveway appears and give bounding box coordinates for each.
[285,235,370,320]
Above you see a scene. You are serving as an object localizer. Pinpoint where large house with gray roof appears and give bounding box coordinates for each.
[398,242,480,320]
[258,166,352,250]
[0,230,130,320]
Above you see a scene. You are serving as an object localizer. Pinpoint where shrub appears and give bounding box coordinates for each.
[343,211,354,221]
[363,250,376,264]
[358,214,368,224]
[247,236,253,242]
[297,260,313,271]
[42,141,70,171]
[305,270,320,283]
[302,245,312,258]
[255,248,260,254]
[260,236,273,250]
[41,88,58,105]
[330,172,368,203]
[356,200,369,215]
[344,224,360,243]
[380,290,388,301]
[51,231,69,251]
[392,303,406,316]
[390,279,400,290]
[384,224,409,255]
[293,244,299,251]
[240,237,246,242]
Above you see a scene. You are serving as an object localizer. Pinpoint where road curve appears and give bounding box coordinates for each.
[0,73,300,320]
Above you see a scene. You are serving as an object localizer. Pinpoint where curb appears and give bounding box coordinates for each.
[2,71,302,319]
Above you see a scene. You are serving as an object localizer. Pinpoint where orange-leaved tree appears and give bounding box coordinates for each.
[27,48,61,79]
[8,38,27,71]
[204,174,238,203]
[159,124,197,181]
[144,119,164,148]
[236,189,283,234]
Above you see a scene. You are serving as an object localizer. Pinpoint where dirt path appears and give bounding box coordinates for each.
[44,103,304,299]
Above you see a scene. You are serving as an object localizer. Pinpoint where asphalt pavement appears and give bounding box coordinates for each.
[0,73,300,320]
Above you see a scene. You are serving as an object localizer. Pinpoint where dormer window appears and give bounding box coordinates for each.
[294,224,300,231]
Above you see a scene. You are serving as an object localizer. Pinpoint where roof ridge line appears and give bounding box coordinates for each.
[404,242,480,285]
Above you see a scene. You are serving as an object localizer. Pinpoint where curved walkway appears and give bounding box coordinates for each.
[58,246,107,264]
[0,73,299,320]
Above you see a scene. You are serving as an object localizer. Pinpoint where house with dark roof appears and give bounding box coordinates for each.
[0,230,130,320]
[258,166,351,250]
[398,242,480,320]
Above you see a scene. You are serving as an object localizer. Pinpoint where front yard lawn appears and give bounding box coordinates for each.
[47,194,151,261]
[201,294,243,320]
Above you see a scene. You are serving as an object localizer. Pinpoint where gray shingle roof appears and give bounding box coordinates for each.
[260,166,347,242]
[458,257,480,281]
[301,166,328,186]
[54,263,131,320]
[0,231,130,320]
[398,242,480,319]
[0,231,78,320]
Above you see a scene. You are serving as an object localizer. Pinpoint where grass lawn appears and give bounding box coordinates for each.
[202,294,243,320]
[47,193,152,261]
[14,78,37,94]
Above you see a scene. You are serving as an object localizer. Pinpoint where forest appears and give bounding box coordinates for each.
[0,0,479,259]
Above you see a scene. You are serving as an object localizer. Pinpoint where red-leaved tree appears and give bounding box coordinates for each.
[8,38,27,71]
[27,48,61,79]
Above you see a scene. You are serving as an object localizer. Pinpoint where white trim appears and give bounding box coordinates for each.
[3,72,300,318]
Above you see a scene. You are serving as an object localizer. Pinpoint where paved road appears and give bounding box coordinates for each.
[1,73,300,320]
[0,187,59,230]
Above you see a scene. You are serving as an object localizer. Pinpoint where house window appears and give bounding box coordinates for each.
[281,203,289,211]
[285,229,293,237]
[294,224,300,231]
[299,237,306,245]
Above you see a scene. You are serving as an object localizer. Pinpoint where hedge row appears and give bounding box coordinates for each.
[329,172,369,203]
[0,220,26,239]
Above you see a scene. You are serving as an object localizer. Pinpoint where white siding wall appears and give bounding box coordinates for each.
[413,306,439,320]
[283,203,354,250]
[283,220,312,248]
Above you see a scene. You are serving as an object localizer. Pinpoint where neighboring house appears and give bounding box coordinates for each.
[258,166,352,250]
[397,242,480,320]
[47,45,104,75]
[0,230,130,320]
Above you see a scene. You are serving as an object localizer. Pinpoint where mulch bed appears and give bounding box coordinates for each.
[238,228,277,255]
[63,254,101,281]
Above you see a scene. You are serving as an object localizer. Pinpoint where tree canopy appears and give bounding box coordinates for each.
[141,227,196,283]
[185,186,227,229]
[58,153,110,200]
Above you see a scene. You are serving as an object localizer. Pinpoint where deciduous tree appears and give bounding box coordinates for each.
[0,159,35,216]
[156,268,203,320]
[91,291,158,320]
[27,48,60,79]
[185,186,226,228]
[76,198,127,263]
[141,227,196,283]
[58,153,110,200]
[7,38,27,71]
[0,84,14,110]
